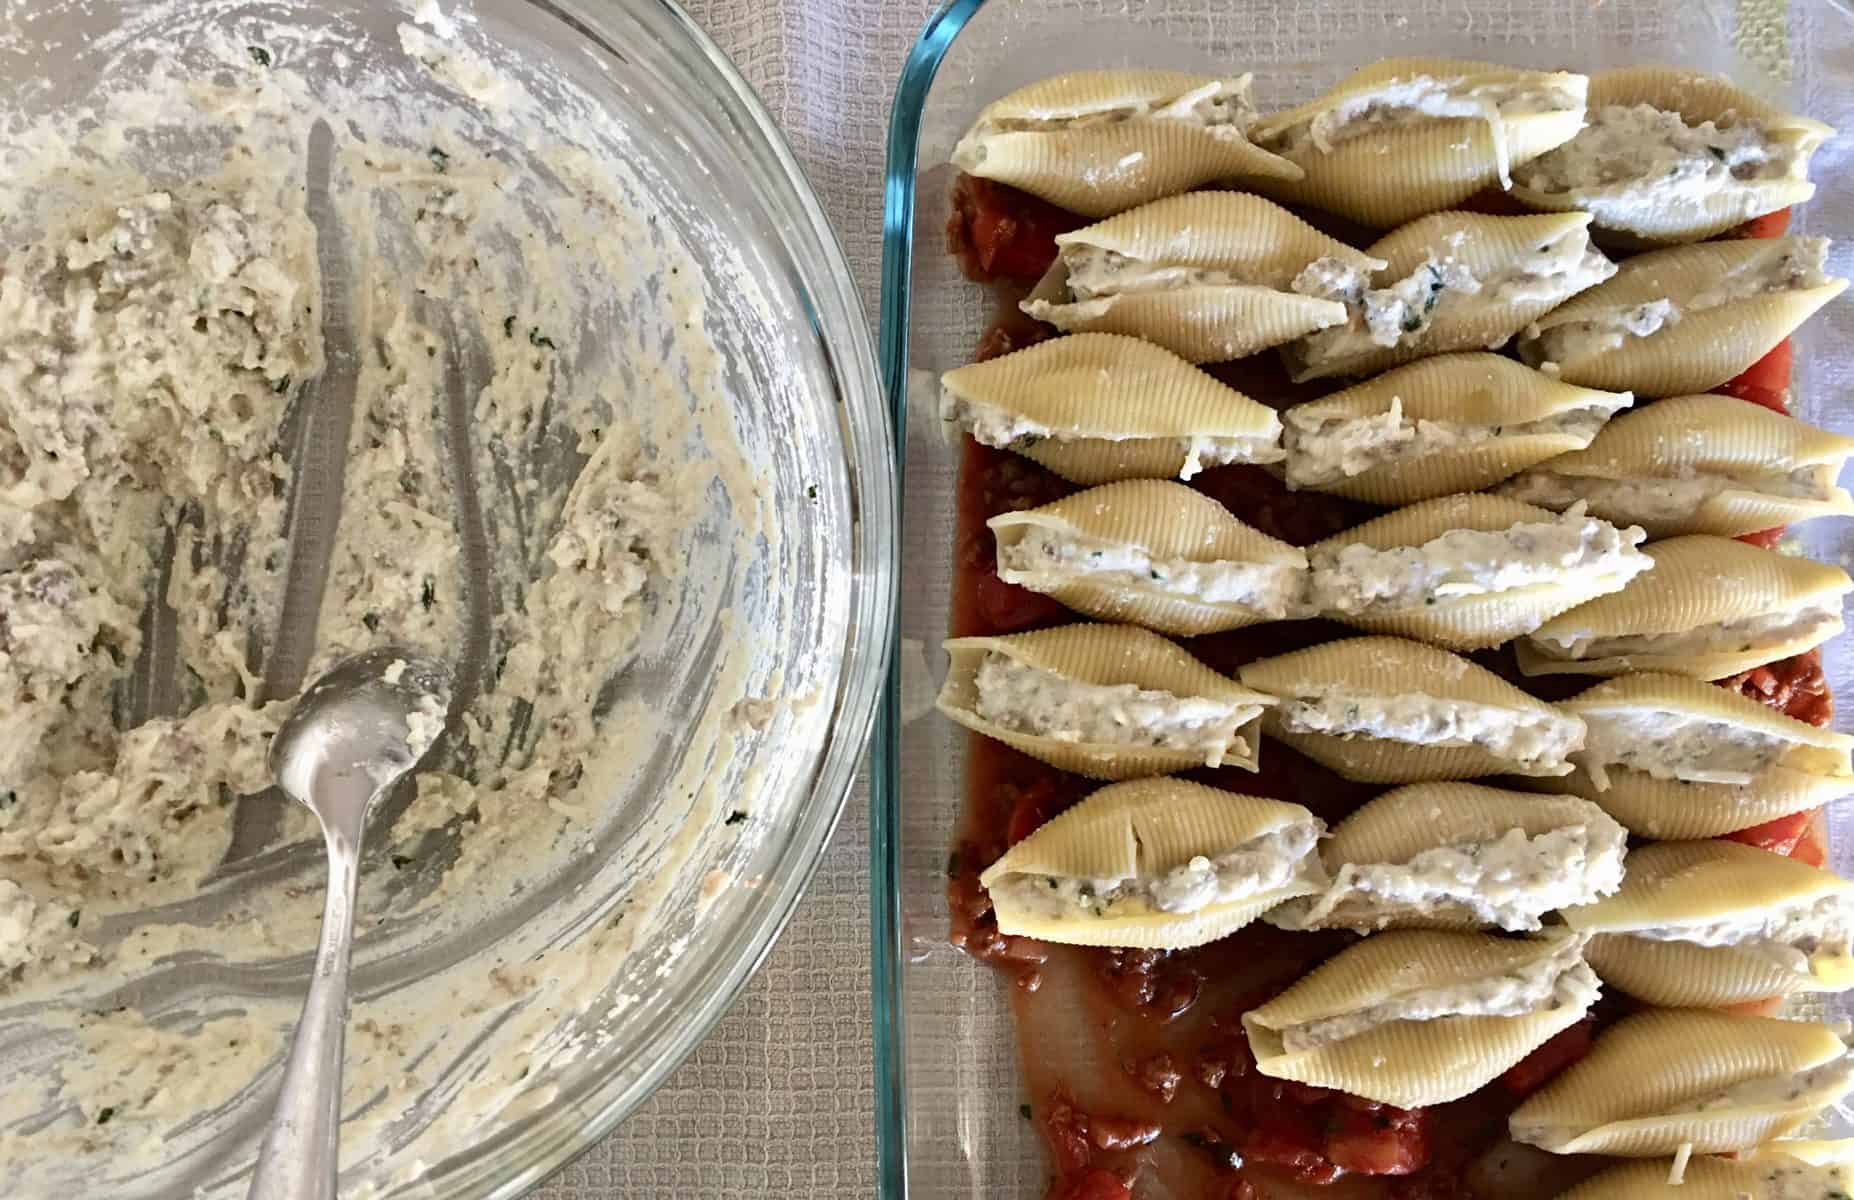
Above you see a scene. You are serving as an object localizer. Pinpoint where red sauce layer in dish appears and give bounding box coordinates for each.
[940,180,1830,1198]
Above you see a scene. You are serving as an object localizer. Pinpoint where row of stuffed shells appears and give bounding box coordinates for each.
[1513,66,1835,246]
[1266,782,1626,933]
[1551,672,1854,839]
[934,622,1274,780]
[976,777,1326,949]
[990,483,1651,649]
[1509,1009,1854,1158]
[1238,635,1586,783]
[939,333,1283,485]
[1517,534,1853,680]
[954,63,1830,247]
[1242,928,1600,1107]
[1562,838,1854,1008]
[1019,197,1619,376]
[1281,353,1634,506]
[1501,393,1854,539]
[1557,1141,1854,1199]
[1517,235,1847,397]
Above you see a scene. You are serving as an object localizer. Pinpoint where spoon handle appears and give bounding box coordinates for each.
[247,821,365,1200]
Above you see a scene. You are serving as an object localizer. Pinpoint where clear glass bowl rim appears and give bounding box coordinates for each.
[420,0,897,1195]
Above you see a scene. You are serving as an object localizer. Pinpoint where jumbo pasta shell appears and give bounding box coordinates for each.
[1552,672,1854,838]
[1517,238,1848,397]
[1556,1150,1854,1200]
[1286,212,1616,381]
[936,623,1274,778]
[951,71,1301,218]
[940,333,1284,484]
[1561,839,1854,1006]
[1499,394,1854,538]
[1509,1009,1854,1156]
[1283,354,1632,506]
[1518,535,1852,680]
[1238,635,1585,782]
[988,480,1312,636]
[1306,494,1650,651]
[979,777,1324,949]
[1243,929,1597,1107]
[1267,783,1626,932]
[1250,58,1588,227]
[1512,67,1834,245]
[1021,193,1382,362]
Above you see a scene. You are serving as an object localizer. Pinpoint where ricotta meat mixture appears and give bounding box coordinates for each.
[1274,689,1586,771]
[0,7,782,1197]
[995,525,1313,620]
[1515,103,1805,197]
[1502,463,1837,522]
[1578,709,1790,785]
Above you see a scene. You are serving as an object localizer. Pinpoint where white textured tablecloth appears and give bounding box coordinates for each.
[534,1,931,1195]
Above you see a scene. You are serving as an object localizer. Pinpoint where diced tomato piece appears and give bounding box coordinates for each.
[1007,779,1075,846]
[974,568,1070,635]
[1726,810,1814,857]
[1720,650,1833,726]
[1737,526,1787,549]
[1720,338,1792,414]
[1324,1104,1429,1177]
[1793,826,1829,868]
[1042,1097,1095,1176]
[1729,208,1792,239]
[1046,1168,1132,1200]
[1498,1020,1594,1097]
[949,176,1086,282]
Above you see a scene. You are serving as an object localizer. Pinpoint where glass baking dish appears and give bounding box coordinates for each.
[874,1,1854,1196]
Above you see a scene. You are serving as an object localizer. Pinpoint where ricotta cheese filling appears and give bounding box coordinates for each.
[1060,245,1273,300]
[1306,506,1650,615]
[1525,238,1832,367]
[993,821,1323,921]
[1291,227,1613,358]
[1274,689,1585,769]
[1532,602,1841,662]
[1270,76,1582,184]
[972,79,1259,136]
[943,393,1284,475]
[1515,102,1803,195]
[996,525,1313,617]
[1752,1157,1854,1200]
[1502,465,1834,520]
[1284,395,1616,489]
[1282,822,1627,932]
[1579,709,1790,786]
[972,653,1258,765]
[1669,1055,1854,1115]
[1275,935,1597,1053]
[1633,890,1854,959]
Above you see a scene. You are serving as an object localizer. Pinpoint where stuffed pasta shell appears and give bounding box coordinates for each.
[1248,58,1588,228]
[936,623,1275,779]
[940,333,1284,485]
[1238,635,1586,782]
[1019,193,1385,362]
[1517,237,1847,397]
[950,70,1301,218]
[1284,211,1616,381]
[1266,783,1625,933]
[1243,929,1599,1107]
[1307,494,1651,651]
[1560,839,1854,1007]
[1282,354,1633,506]
[988,480,1313,637]
[1518,535,1852,680]
[1553,672,1854,839]
[978,777,1325,949]
[1556,1143,1854,1200]
[1512,67,1834,245]
[1509,1009,1854,1157]
[1499,394,1854,539]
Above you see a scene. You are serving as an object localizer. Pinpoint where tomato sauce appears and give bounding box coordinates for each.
[940,181,1831,1199]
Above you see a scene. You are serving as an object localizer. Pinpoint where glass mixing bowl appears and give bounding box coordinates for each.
[0,1,891,1197]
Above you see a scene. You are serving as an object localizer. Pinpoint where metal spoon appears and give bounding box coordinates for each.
[247,648,451,1200]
